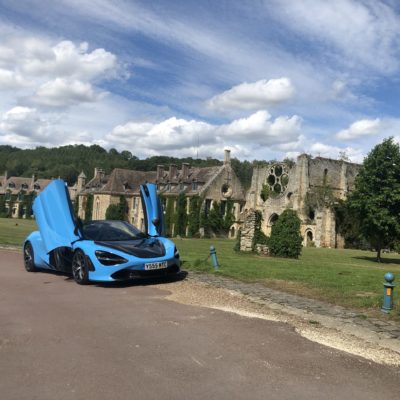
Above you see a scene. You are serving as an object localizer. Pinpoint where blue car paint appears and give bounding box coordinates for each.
[140,183,165,236]
[25,180,180,282]
[32,179,80,253]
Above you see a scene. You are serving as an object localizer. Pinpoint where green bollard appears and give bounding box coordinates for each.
[210,245,219,270]
[381,272,395,313]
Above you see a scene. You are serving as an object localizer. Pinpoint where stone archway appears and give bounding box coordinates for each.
[305,229,314,246]
[268,213,279,226]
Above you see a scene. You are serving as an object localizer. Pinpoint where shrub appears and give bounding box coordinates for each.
[105,196,128,221]
[269,209,302,258]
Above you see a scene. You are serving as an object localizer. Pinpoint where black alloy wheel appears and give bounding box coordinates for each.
[23,242,37,272]
[71,249,90,285]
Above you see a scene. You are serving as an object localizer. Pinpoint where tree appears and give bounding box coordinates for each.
[347,138,400,261]
[105,196,128,221]
[105,204,120,220]
[268,209,303,258]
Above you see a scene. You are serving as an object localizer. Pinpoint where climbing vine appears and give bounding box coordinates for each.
[164,196,176,236]
[251,210,269,251]
[73,195,80,215]
[84,193,93,221]
[174,193,187,236]
[22,191,35,219]
[260,184,270,202]
[0,195,7,217]
[188,195,201,237]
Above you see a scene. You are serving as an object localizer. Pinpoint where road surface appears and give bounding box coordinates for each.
[0,249,398,400]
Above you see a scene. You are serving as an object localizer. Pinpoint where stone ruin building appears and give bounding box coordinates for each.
[76,150,246,237]
[240,154,361,251]
[1,150,362,249]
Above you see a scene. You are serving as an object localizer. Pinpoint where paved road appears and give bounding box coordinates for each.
[0,250,398,400]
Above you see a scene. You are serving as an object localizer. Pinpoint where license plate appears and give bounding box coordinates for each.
[145,261,167,270]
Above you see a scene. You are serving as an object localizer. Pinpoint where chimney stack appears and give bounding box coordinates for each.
[182,163,190,180]
[224,149,231,165]
[157,165,164,180]
[169,164,177,180]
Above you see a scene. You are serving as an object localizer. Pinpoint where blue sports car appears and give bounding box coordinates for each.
[23,179,181,284]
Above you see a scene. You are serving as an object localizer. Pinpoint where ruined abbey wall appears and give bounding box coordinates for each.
[241,154,361,250]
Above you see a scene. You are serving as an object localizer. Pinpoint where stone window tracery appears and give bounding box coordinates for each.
[265,163,289,197]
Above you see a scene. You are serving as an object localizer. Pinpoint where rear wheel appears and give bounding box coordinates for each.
[72,249,90,285]
[24,242,37,272]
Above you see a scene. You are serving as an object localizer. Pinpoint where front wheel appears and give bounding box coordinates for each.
[24,242,37,272]
[72,249,90,285]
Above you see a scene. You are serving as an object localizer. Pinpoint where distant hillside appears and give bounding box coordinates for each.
[0,144,256,189]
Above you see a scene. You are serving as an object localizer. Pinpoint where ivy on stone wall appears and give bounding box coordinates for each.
[85,194,93,221]
[188,195,201,237]
[260,184,270,201]
[73,195,79,216]
[174,193,187,236]
[304,178,335,222]
[165,196,176,236]
[233,228,241,252]
[204,200,235,236]
[22,191,35,219]
[0,195,7,217]
[224,200,235,231]
[251,210,269,251]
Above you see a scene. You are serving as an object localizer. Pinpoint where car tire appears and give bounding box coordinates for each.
[72,249,90,285]
[24,241,37,272]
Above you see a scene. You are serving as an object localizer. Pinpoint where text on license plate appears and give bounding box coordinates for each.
[145,261,168,270]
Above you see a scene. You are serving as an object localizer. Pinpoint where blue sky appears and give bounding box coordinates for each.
[0,0,400,162]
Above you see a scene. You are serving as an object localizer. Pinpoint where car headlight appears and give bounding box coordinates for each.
[174,246,180,258]
[95,250,128,266]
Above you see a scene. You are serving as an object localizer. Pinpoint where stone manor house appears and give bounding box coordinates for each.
[0,150,361,248]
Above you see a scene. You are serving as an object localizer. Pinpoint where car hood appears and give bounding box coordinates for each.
[33,179,80,253]
[95,238,166,259]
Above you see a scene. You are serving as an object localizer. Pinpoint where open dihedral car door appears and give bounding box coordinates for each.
[140,183,165,237]
[33,179,81,253]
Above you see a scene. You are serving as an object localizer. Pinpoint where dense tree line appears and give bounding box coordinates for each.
[0,144,264,189]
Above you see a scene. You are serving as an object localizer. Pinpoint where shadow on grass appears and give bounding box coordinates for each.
[353,256,400,265]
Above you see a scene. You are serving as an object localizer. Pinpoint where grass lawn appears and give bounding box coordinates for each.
[175,238,400,318]
[0,218,37,247]
[1,217,399,318]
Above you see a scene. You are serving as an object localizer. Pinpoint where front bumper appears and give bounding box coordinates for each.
[111,263,180,281]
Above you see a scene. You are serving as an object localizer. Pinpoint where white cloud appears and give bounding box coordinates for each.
[106,110,303,157]
[308,142,364,163]
[218,110,302,145]
[269,0,400,74]
[20,40,118,81]
[336,118,382,140]
[0,68,27,90]
[0,31,122,111]
[107,117,215,153]
[207,78,295,111]
[0,106,52,146]
[34,78,105,107]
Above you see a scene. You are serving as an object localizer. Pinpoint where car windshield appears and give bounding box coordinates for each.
[82,220,147,241]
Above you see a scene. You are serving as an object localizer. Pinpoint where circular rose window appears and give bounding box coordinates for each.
[263,163,289,199]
